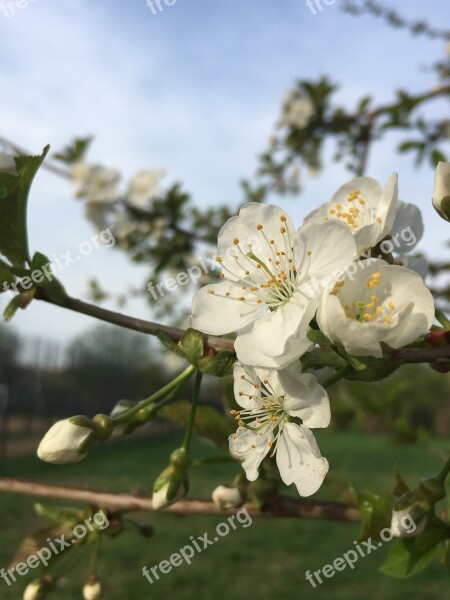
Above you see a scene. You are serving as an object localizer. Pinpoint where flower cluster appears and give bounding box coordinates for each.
[190,172,436,496]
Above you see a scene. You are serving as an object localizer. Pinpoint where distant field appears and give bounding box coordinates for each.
[0,432,448,600]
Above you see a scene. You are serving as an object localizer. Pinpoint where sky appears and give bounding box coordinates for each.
[0,0,449,350]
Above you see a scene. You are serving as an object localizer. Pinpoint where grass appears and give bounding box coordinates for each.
[0,431,448,599]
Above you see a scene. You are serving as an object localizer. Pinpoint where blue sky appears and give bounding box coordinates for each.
[0,0,449,345]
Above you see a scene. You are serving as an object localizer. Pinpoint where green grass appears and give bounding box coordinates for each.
[0,432,448,599]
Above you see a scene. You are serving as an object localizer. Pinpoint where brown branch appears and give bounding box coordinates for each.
[0,479,360,523]
[36,290,235,353]
[36,291,450,365]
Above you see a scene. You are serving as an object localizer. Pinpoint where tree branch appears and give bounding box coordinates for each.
[36,291,450,365]
[0,479,360,523]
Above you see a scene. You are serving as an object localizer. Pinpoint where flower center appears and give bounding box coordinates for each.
[211,216,312,310]
[231,375,288,457]
[322,189,382,231]
[337,272,406,326]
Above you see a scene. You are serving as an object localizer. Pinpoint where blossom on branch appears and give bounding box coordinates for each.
[190,202,358,368]
[317,259,435,358]
[229,363,330,497]
[306,174,398,253]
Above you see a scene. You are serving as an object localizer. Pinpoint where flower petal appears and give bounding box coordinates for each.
[276,423,329,496]
[190,281,262,335]
[234,289,317,368]
[229,423,273,481]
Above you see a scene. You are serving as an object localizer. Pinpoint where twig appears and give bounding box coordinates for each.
[0,479,360,523]
[36,291,450,364]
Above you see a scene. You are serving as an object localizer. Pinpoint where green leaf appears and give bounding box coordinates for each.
[379,533,440,578]
[0,259,15,293]
[0,173,18,199]
[3,290,35,321]
[431,149,447,168]
[159,400,233,448]
[30,252,67,304]
[53,137,92,164]
[354,489,392,541]
[0,146,49,266]
[307,329,334,346]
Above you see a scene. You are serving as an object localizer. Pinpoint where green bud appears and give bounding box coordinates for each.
[91,414,114,441]
[153,465,189,509]
[170,447,191,470]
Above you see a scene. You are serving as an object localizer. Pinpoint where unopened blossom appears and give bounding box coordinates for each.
[127,169,165,208]
[432,161,450,222]
[229,363,330,497]
[317,259,435,358]
[190,203,358,368]
[152,477,188,510]
[83,576,102,600]
[0,152,17,175]
[37,418,94,464]
[390,506,426,539]
[212,485,245,510]
[306,174,398,253]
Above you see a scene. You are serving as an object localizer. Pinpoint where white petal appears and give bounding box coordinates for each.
[299,220,358,281]
[217,203,296,281]
[229,424,273,481]
[189,281,262,335]
[276,423,329,496]
[390,201,424,254]
[376,172,399,238]
[279,370,331,428]
[233,363,264,410]
[235,290,317,368]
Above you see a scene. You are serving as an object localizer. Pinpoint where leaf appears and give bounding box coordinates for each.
[30,252,67,304]
[0,146,49,266]
[53,137,92,164]
[379,533,440,578]
[307,329,334,346]
[9,523,74,570]
[0,173,18,199]
[431,149,447,168]
[3,290,35,321]
[0,259,15,293]
[354,489,392,541]
[159,400,234,448]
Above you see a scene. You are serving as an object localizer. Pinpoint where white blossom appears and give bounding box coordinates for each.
[306,174,398,253]
[317,259,435,358]
[277,91,315,129]
[390,506,427,538]
[83,578,102,600]
[190,203,358,368]
[229,363,330,497]
[127,169,165,208]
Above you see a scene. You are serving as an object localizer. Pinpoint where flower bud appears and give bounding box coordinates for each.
[152,465,188,509]
[82,576,102,600]
[23,576,55,600]
[432,162,450,221]
[37,418,95,464]
[91,414,113,441]
[0,152,17,175]
[212,485,245,510]
[390,491,428,538]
